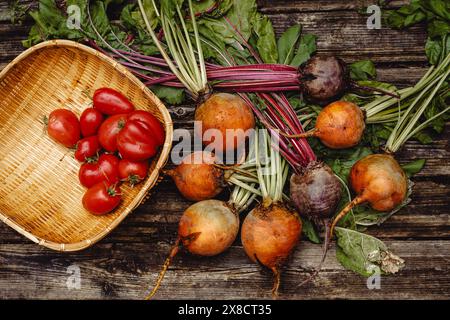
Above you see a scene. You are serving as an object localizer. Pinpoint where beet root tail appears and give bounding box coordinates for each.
[279,129,317,139]
[296,220,331,288]
[271,267,281,298]
[145,238,180,300]
[329,195,366,239]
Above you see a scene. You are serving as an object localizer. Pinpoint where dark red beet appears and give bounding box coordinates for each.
[290,161,342,219]
[289,161,342,288]
[300,56,349,104]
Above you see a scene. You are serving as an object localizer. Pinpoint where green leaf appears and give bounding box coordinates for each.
[24,0,123,47]
[277,24,301,65]
[301,217,321,244]
[160,0,184,18]
[225,0,257,41]
[366,124,393,149]
[386,11,407,29]
[397,2,423,16]
[422,0,450,21]
[414,130,434,144]
[423,85,450,133]
[428,19,450,38]
[121,1,158,31]
[151,85,185,105]
[253,13,278,63]
[401,159,426,177]
[425,37,443,65]
[192,0,233,18]
[290,34,316,68]
[197,0,258,49]
[22,25,42,48]
[198,17,237,46]
[335,227,405,277]
[88,1,113,36]
[403,10,427,27]
[386,2,427,28]
[328,147,373,181]
[349,60,377,81]
[385,3,428,28]
[386,0,450,44]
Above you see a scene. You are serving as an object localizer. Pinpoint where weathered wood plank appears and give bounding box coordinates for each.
[0,0,411,23]
[265,11,427,63]
[0,1,428,66]
[258,0,410,13]
[0,240,448,299]
[0,0,449,300]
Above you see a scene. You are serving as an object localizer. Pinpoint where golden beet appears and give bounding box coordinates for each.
[315,101,365,149]
[179,200,239,256]
[195,93,255,153]
[166,151,224,201]
[350,154,407,211]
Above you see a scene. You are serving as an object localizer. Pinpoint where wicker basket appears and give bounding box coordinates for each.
[0,40,173,251]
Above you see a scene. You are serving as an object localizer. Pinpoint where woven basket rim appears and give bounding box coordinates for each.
[0,39,174,252]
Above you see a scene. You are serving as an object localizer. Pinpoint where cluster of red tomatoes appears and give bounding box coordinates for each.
[46,88,165,215]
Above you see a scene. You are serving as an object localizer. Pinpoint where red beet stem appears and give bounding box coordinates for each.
[220,85,300,92]
[210,64,298,72]
[261,95,316,164]
[145,74,181,85]
[208,72,299,81]
[238,94,307,171]
[116,49,169,65]
[264,106,309,163]
[273,94,317,162]
[214,80,298,88]
[120,61,173,75]
[261,94,311,162]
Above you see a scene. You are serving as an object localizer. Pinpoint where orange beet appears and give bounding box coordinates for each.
[350,154,407,211]
[330,154,408,236]
[179,200,239,256]
[146,200,239,299]
[282,101,365,149]
[195,93,255,153]
[315,101,365,149]
[166,151,224,201]
[241,203,302,296]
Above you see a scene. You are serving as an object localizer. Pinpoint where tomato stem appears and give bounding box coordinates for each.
[128,174,142,187]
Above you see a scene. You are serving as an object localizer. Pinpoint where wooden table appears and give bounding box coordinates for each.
[0,1,449,300]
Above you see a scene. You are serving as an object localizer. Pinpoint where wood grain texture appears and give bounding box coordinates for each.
[0,0,449,300]
[0,241,448,299]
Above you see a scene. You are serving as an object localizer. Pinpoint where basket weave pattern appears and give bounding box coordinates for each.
[0,40,173,251]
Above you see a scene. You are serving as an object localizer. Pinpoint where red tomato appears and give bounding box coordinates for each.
[74,136,101,162]
[118,159,149,186]
[79,154,120,188]
[47,109,80,148]
[117,120,158,161]
[98,114,128,152]
[93,88,135,115]
[128,110,165,146]
[82,182,121,215]
[80,108,104,137]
